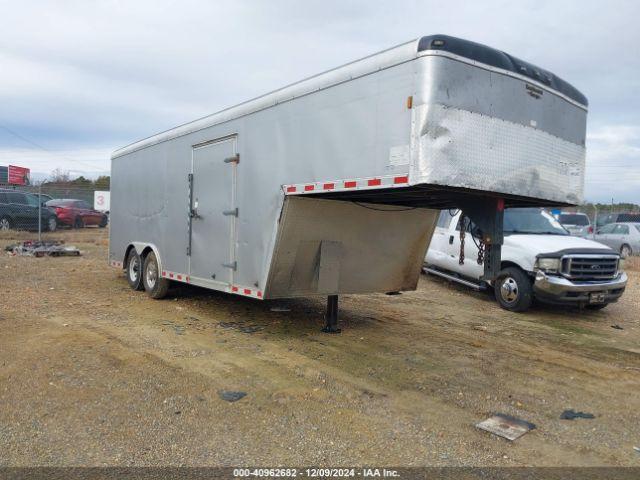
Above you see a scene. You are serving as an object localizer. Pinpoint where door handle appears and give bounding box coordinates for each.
[449,235,454,244]
[191,199,202,219]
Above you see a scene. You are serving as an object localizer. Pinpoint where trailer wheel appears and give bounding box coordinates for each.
[143,251,169,299]
[126,249,144,291]
[494,267,533,312]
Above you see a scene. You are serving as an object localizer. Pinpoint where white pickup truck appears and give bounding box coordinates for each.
[424,208,628,312]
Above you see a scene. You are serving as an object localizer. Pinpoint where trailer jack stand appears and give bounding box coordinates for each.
[322,295,341,333]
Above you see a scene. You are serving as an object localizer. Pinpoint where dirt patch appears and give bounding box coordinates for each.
[1,229,639,466]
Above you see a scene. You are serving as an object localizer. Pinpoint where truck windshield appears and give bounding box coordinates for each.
[504,208,569,235]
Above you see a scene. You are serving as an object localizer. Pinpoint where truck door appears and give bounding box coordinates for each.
[448,215,484,280]
[426,210,457,270]
[189,137,237,285]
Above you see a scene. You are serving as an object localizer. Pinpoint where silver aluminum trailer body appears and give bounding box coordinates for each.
[109,35,587,301]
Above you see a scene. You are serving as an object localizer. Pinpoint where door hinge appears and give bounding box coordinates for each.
[222,261,237,270]
[223,208,238,217]
[186,246,191,256]
[224,154,240,164]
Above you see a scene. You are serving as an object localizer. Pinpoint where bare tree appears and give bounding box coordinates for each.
[48,168,71,183]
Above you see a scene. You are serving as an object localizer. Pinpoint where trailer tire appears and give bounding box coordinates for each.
[494,267,533,312]
[143,251,169,299]
[126,249,144,291]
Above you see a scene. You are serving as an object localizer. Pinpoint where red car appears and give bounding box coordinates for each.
[45,199,108,228]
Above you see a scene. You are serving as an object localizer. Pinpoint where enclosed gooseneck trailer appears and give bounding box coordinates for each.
[110,35,587,331]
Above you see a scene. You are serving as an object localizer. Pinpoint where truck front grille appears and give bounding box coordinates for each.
[561,255,618,281]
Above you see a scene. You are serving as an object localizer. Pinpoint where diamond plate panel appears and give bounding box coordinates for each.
[412,104,585,204]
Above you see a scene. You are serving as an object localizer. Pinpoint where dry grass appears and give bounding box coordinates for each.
[626,255,640,271]
[0,227,109,246]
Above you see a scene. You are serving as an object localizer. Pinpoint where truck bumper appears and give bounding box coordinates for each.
[533,271,628,305]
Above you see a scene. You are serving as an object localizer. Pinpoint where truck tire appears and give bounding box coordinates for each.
[494,267,533,312]
[126,249,144,291]
[74,216,84,229]
[143,251,169,299]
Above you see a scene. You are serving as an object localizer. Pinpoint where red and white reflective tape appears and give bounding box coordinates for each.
[230,285,263,299]
[110,260,124,268]
[283,174,409,195]
[159,270,263,299]
[161,270,190,283]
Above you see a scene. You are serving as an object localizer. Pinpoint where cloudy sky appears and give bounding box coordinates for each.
[0,0,638,202]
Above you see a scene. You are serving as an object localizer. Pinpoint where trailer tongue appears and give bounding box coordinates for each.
[110,35,587,332]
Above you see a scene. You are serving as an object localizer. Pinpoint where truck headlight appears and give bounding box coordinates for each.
[535,257,560,273]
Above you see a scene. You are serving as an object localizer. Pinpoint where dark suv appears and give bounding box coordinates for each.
[0,188,58,232]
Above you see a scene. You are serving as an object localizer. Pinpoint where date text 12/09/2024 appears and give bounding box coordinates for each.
[233,468,401,478]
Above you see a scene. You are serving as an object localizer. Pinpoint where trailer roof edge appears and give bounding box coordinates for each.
[112,35,588,159]
[112,39,421,159]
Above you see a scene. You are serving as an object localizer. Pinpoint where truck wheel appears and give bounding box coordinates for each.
[126,250,144,291]
[494,267,533,312]
[0,217,12,231]
[143,251,169,299]
[620,244,632,258]
[74,216,84,229]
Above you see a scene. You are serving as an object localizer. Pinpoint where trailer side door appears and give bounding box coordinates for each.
[189,137,237,285]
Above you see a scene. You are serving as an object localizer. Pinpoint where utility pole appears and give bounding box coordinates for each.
[38,184,42,242]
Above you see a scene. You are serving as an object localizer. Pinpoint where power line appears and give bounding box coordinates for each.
[0,125,108,171]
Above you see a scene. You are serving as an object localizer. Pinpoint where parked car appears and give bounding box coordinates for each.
[557,212,592,237]
[0,188,58,231]
[594,222,640,257]
[424,208,627,312]
[596,212,640,228]
[45,199,108,228]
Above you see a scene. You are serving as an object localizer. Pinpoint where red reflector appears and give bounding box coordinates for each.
[344,181,357,188]
[323,183,335,190]
[286,186,296,193]
[232,286,238,292]
[367,178,381,186]
[162,271,166,277]
[186,276,190,283]
[257,291,263,298]
[169,273,174,278]
[177,275,182,280]
[394,176,409,184]
[244,288,251,295]
[497,198,505,212]
[304,184,315,191]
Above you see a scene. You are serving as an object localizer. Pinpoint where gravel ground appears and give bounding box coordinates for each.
[1,229,639,466]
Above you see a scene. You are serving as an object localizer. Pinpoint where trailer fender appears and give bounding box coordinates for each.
[129,242,163,275]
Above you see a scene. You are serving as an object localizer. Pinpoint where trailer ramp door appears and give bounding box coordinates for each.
[189,137,237,285]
